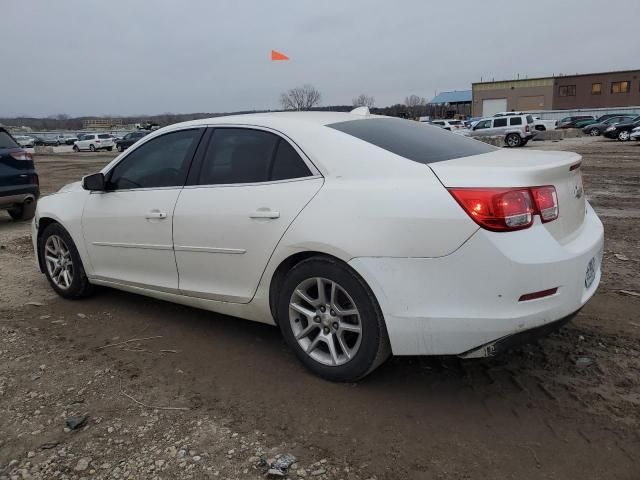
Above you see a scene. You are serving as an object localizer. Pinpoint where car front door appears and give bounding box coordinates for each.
[81,127,204,290]
[173,127,323,303]
[472,119,492,137]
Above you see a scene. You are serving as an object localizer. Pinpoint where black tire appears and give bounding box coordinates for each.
[505,133,522,147]
[589,128,600,136]
[73,145,79,152]
[107,146,113,151]
[277,256,391,382]
[39,223,94,299]
[117,144,123,152]
[89,144,96,152]
[617,130,631,141]
[8,201,36,221]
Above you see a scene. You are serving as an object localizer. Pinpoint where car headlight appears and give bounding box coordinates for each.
[605,126,615,131]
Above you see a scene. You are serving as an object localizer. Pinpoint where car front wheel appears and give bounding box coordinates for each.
[89,144,96,152]
[40,223,93,299]
[117,144,123,152]
[505,133,522,147]
[73,145,79,152]
[618,130,631,141]
[589,128,600,136]
[277,257,391,381]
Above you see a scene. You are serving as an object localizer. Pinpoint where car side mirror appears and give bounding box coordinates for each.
[82,172,106,191]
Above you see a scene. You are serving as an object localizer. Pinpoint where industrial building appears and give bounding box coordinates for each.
[472,69,640,117]
[82,118,124,130]
[427,90,472,118]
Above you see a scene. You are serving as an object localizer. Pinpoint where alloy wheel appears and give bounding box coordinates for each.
[589,128,599,136]
[618,131,630,141]
[289,277,362,366]
[44,235,74,289]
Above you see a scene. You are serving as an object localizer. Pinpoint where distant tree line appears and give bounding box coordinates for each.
[0,87,439,131]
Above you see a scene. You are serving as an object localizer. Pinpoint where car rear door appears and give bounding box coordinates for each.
[173,127,323,303]
[82,127,204,290]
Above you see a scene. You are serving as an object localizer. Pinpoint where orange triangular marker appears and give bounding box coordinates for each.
[271,50,289,61]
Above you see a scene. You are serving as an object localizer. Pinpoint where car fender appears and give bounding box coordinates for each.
[34,188,93,275]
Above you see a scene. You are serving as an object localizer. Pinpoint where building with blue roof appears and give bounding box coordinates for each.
[427,90,472,118]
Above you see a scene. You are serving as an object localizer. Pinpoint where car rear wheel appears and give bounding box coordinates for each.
[89,144,96,152]
[8,200,36,221]
[117,144,123,152]
[107,146,113,151]
[505,133,522,147]
[277,256,391,381]
[618,130,630,141]
[40,223,93,299]
[73,145,79,152]
[589,128,600,136]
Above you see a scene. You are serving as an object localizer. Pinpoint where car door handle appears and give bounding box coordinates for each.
[250,209,280,219]
[145,210,167,219]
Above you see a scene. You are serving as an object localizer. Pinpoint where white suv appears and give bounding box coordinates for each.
[429,119,467,132]
[73,134,114,152]
[468,114,536,147]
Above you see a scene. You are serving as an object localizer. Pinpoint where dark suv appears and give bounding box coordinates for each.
[0,127,39,220]
[115,130,149,152]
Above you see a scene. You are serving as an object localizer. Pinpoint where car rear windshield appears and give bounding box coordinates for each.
[0,130,19,149]
[327,118,495,164]
[526,115,534,124]
[448,120,462,125]
[98,134,111,139]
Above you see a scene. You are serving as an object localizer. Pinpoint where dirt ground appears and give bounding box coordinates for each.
[1,138,639,480]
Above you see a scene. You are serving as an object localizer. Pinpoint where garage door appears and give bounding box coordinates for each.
[517,95,545,111]
[482,98,507,117]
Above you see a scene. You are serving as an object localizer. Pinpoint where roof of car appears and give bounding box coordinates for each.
[166,111,380,131]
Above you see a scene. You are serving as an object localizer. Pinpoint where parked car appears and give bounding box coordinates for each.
[73,133,114,152]
[31,112,603,380]
[0,127,39,221]
[556,116,596,129]
[603,116,640,141]
[595,113,635,123]
[630,126,640,141]
[35,136,61,146]
[493,112,555,131]
[573,118,598,129]
[63,134,79,145]
[115,131,149,152]
[14,135,36,148]
[468,114,536,147]
[429,119,466,131]
[581,115,636,136]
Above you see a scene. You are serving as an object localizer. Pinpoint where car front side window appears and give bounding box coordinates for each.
[107,128,202,190]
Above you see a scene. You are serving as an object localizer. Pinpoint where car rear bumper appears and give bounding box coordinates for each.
[349,202,604,356]
[0,186,39,208]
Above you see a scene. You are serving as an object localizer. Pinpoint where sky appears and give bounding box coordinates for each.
[1,0,639,117]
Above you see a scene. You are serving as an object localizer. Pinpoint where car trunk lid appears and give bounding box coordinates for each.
[429,149,586,243]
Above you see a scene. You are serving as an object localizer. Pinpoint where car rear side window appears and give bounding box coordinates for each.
[98,134,110,139]
[0,130,19,149]
[493,118,507,127]
[509,117,523,126]
[328,118,495,164]
[270,139,312,181]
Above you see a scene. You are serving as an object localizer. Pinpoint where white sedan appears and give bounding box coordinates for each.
[31,110,604,381]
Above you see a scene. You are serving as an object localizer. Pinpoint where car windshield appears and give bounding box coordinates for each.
[328,118,496,164]
[448,120,462,125]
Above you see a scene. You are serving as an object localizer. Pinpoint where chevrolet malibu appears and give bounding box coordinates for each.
[32,110,604,381]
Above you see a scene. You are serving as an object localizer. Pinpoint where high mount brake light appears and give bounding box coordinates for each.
[448,186,559,232]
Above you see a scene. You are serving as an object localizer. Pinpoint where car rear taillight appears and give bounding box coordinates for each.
[531,186,559,222]
[448,186,559,232]
[10,151,33,161]
[525,125,530,133]
[96,140,101,143]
